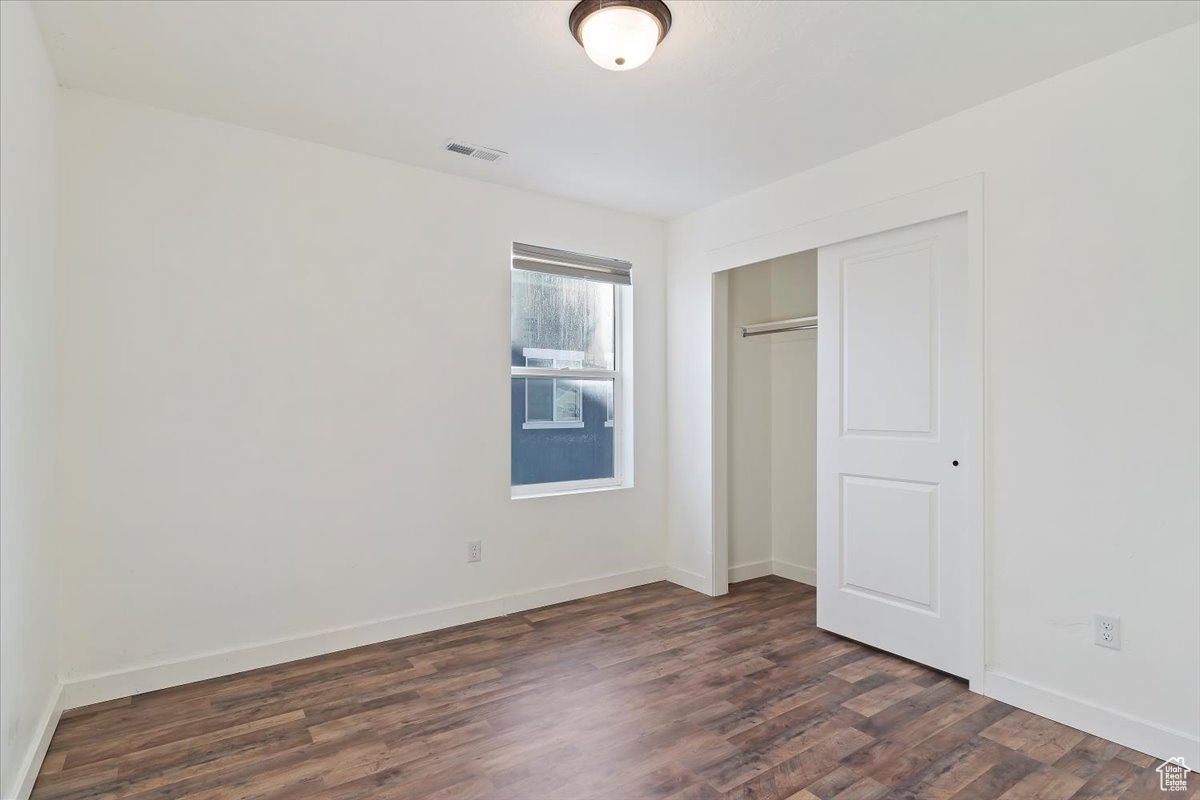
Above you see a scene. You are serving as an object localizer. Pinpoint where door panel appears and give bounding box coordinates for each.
[841,475,937,611]
[842,244,936,436]
[817,214,968,678]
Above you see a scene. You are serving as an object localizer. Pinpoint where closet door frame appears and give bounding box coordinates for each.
[706,173,985,691]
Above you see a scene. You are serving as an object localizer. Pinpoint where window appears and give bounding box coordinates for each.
[511,243,630,495]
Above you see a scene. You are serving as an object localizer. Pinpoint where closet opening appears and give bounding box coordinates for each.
[718,250,819,590]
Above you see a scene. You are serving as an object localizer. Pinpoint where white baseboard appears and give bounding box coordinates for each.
[11,681,63,800]
[729,560,773,583]
[62,566,664,710]
[502,566,664,615]
[771,559,817,586]
[983,671,1199,767]
[666,565,709,594]
[676,561,815,591]
[63,599,506,709]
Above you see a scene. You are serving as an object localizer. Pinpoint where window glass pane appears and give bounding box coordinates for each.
[554,380,581,422]
[512,378,615,486]
[511,270,615,369]
[526,378,553,421]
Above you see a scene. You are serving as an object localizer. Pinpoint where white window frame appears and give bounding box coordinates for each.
[511,281,626,498]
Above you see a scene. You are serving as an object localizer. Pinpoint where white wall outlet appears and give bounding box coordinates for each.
[467,540,482,563]
[1094,613,1120,650]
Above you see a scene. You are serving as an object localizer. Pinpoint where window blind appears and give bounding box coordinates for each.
[512,242,632,286]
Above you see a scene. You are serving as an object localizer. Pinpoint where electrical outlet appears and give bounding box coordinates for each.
[1094,613,1120,650]
[467,540,482,563]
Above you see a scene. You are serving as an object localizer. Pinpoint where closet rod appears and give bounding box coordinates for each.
[739,315,818,337]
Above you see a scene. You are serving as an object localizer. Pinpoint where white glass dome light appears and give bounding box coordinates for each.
[569,1,672,72]
[579,6,659,71]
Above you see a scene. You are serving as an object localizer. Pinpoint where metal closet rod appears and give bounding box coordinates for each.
[739,315,818,337]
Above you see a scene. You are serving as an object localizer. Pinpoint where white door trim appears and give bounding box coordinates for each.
[706,173,985,690]
[711,269,732,597]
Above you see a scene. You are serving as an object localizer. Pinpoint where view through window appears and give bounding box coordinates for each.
[510,245,629,492]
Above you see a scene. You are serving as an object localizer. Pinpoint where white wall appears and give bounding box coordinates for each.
[0,2,62,797]
[725,262,773,573]
[768,252,817,579]
[56,90,667,703]
[667,25,1200,764]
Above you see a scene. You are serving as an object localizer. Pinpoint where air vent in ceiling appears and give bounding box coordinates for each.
[444,139,507,163]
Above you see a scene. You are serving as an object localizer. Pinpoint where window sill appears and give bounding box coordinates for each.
[511,480,630,500]
[522,421,585,430]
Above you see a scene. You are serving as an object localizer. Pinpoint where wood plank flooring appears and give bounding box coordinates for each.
[33,577,1185,799]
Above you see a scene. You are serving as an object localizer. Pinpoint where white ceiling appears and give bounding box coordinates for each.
[32,0,1200,218]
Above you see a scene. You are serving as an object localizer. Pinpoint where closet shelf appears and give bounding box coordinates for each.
[739,315,818,337]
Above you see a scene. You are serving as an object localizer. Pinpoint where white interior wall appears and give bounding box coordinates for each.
[725,262,773,575]
[768,252,818,582]
[0,2,62,797]
[55,90,668,705]
[667,25,1200,763]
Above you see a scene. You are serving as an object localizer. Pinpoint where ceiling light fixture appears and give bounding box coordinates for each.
[569,0,672,72]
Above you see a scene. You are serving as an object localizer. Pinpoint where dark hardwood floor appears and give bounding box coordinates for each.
[33,577,1181,799]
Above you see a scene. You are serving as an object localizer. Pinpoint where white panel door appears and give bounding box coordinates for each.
[816,213,969,678]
